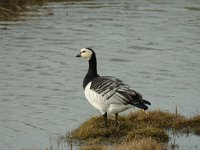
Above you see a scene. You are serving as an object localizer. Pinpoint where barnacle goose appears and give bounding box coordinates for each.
[76,48,151,127]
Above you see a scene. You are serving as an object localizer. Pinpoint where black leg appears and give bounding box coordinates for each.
[115,113,118,126]
[103,112,107,127]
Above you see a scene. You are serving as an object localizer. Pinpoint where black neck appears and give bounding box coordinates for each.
[88,55,98,76]
[83,54,99,89]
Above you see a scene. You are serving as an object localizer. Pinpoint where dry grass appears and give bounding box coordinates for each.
[0,0,45,19]
[0,0,45,11]
[126,127,169,143]
[110,138,163,150]
[128,110,186,129]
[80,146,103,150]
[174,114,200,135]
[65,110,200,150]
[0,0,87,19]
[79,138,164,150]
[69,116,133,143]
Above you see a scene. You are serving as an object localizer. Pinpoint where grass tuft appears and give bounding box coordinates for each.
[65,110,200,149]
[126,127,169,143]
[111,138,163,150]
[69,116,133,144]
[128,110,186,129]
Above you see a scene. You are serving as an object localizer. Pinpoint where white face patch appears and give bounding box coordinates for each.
[80,48,93,60]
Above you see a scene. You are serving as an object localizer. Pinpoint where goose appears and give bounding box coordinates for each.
[76,48,151,127]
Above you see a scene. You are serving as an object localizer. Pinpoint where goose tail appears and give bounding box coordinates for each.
[134,103,149,110]
[143,99,151,105]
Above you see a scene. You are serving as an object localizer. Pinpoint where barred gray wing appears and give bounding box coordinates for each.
[90,76,144,105]
[90,76,128,93]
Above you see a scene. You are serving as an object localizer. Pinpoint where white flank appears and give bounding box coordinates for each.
[85,82,107,114]
[108,103,132,114]
[85,82,133,114]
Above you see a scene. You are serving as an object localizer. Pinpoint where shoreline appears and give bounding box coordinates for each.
[0,0,74,20]
[0,0,44,20]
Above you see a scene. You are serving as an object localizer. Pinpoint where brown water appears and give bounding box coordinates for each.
[0,0,200,149]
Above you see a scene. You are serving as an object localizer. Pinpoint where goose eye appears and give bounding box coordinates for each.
[81,50,86,53]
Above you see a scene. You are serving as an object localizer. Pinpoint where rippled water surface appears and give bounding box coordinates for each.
[0,0,200,149]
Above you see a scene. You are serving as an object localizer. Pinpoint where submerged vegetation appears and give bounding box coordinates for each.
[65,110,200,150]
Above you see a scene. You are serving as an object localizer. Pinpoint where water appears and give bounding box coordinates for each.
[0,0,200,149]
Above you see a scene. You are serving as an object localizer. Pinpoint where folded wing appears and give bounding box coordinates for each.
[90,76,150,109]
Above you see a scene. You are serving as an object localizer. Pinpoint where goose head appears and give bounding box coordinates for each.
[76,48,95,61]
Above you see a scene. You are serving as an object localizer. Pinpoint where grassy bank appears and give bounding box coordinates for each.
[0,0,45,10]
[0,0,47,19]
[0,0,74,19]
[65,110,200,150]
